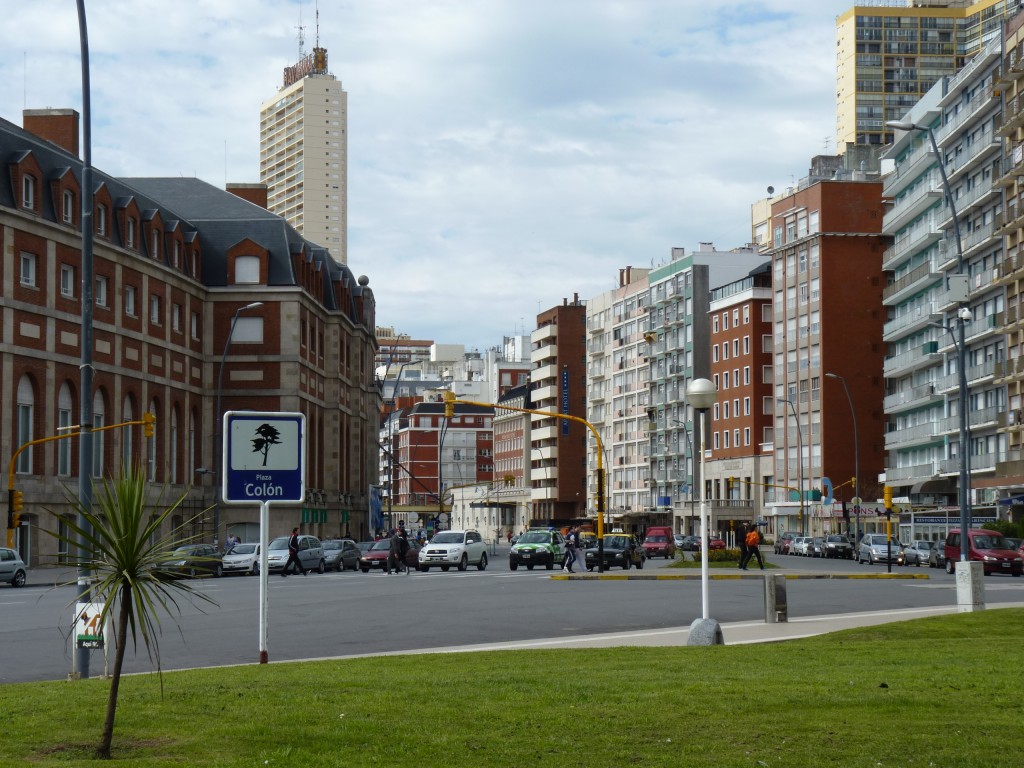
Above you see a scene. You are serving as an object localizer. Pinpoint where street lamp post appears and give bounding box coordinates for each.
[778,398,805,537]
[887,119,971,566]
[685,378,721,645]
[213,302,264,549]
[826,373,859,542]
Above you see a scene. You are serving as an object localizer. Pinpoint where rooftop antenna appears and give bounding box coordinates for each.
[296,3,306,58]
[315,0,321,48]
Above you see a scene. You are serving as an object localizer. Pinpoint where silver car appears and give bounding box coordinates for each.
[0,547,28,587]
[904,540,931,567]
[857,534,905,565]
[267,534,325,574]
[222,543,260,575]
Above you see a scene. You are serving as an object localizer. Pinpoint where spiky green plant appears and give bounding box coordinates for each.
[52,464,216,759]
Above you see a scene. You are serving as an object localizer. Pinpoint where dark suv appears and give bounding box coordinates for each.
[823,534,853,559]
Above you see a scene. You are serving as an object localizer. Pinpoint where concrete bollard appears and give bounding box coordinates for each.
[764,573,787,623]
[955,561,985,612]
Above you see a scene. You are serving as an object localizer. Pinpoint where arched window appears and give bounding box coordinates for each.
[92,391,106,478]
[122,397,135,469]
[16,376,34,474]
[58,383,74,476]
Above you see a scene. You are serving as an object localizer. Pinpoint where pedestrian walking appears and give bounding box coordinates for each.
[741,525,765,570]
[563,525,579,573]
[282,527,307,577]
[387,528,402,574]
[737,523,749,570]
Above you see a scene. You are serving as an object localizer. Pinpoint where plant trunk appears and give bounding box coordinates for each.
[96,584,131,759]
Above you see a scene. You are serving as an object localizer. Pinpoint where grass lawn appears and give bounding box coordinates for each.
[2,609,1021,766]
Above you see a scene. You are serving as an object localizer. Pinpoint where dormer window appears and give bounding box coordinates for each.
[62,190,75,224]
[22,174,36,210]
[235,255,260,284]
[126,217,136,248]
[97,203,107,235]
[151,229,160,259]
[173,241,181,269]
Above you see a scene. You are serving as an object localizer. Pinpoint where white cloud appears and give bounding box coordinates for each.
[1,0,853,348]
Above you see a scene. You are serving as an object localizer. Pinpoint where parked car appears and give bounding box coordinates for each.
[267,534,325,574]
[0,547,28,587]
[418,529,488,572]
[697,537,726,551]
[322,538,361,572]
[928,540,946,569]
[579,532,598,551]
[809,537,826,558]
[509,529,566,570]
[222,543,260,576]
[584,533,645,571]
[823,535,853,559]
[678,535,700,552]
[673,534,686,550]
[790,536,812,556]
[155,543,223,579]
[857,534,905,566]
[943,529,1023,576]
[774,532,796,555]
[904,540,933,567]
[641,526,676,559]
[359,538,419,572]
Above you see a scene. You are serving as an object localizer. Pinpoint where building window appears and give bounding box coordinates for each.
[21,174,35,209]
[743,336,750,355]
[97,203,107,235]
[723,312,729,331]
[713,315,720,333]
[150,295,162,324]
[95,276,108,307]
[126,217,136,248]
[125,285,136,316]
[744,366,750,385]
[20,252,36,287]
[235,255,260,284]
[713,345,719,362]
[172,304,181,332]
[743,305,750,324]
[63,190,74,223]
[61,265,75,297]
[16,377,34,474]
[233,316,264,344]
[723,401,730,419]
[191,311,200,340]
[744,427,751,446]
[173,241,181,269]
[733,309,739,326]
[744,397,751,415]
[734,428,740,447]
[58,384,73,476]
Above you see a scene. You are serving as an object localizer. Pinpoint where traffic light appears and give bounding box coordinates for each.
[883,485,893,510]
[143,411,156,438]
[11,490,23,514]
[12,512,22,528]
[443,390,456,419]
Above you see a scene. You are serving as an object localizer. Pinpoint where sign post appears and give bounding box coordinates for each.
[221,411,305,663]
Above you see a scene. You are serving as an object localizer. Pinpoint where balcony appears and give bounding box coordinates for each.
[532,424,560,441]
[883,179,942,234]
[882,341,942,378]
[883,141,936,199]
[882,302,939,342]
[945,133,1000,186]
[885,420,943,450]
[535,445,558,461]
[939,452,997,475]
[530,343,557,364]
[885,463,939,483]
[934,405,1004,436]
[882,226,942,271]
[933,358,997,393]
[998,252,1024,284]
[531,324,557,344]
[534,363,558,382]
[995,356,1024,380]
[882,261,941,307]
[883,382,941,414]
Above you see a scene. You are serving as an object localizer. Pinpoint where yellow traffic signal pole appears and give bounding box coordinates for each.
[445,392,609,571]
[5,415,157,548]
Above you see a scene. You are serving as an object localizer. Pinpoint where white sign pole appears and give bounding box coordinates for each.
[259,499,270,664]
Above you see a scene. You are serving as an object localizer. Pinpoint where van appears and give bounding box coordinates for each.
[641,526,676,559]
[943,529,1023,576]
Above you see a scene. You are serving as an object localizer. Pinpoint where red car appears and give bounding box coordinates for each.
[359,539,420,573]
[696,537,726,550]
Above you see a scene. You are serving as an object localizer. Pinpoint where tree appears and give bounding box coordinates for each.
[251,423,282,467]
[54,464,216,759]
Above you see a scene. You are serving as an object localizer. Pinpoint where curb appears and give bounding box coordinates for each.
[552,572,931,581]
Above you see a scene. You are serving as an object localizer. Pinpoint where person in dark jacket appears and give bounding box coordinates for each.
[282,527,307,577]
[387,529,402,574]
[737,523,749,570]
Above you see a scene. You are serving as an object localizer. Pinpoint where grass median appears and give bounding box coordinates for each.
[2,608,1021,766]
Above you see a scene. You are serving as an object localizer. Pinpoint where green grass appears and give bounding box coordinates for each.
[2,609,1022,766]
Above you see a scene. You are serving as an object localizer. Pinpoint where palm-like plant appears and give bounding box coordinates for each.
[56,464,216,759]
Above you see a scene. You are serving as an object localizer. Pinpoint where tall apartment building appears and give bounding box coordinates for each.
[836,0,1021,149]
[884,37,1005,533]
[645,244,767,537]
[996,12,1024,507]
[260,44,348,261]
[705,263,774,540]
[490,384,533,536]
[2,109,378,561]
[767,178,888,538]
[585,267,651,531]
[531,296,587,523]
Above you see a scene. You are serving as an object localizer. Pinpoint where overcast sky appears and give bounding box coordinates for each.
[1,0,853,350]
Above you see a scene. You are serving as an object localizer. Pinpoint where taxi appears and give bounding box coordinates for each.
[584,533,645,571]
[509,528,566,570]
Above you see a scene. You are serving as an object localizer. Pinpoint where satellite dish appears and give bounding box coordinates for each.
[767,186,775,195]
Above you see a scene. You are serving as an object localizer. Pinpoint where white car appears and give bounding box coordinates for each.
[222,543,260,575]
[418,529,488,572]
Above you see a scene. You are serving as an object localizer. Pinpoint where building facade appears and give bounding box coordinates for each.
[2,109,378,562]
[260,45,348,261]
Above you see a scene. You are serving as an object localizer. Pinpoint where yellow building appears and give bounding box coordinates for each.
[836,0,1020,149]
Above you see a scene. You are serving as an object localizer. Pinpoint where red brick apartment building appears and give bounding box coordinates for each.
[1,109,380,564]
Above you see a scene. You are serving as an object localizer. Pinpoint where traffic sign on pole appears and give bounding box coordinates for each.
[222,412,305,505]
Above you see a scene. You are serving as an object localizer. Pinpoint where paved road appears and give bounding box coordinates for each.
[3,549,1022,684]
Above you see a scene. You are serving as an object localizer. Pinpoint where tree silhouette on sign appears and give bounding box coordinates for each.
[251,423,282,466]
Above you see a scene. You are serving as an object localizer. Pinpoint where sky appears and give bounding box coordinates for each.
[1,0,854,351]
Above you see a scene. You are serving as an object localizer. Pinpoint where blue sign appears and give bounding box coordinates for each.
[222,411,305,504]
[560,370,570,436]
